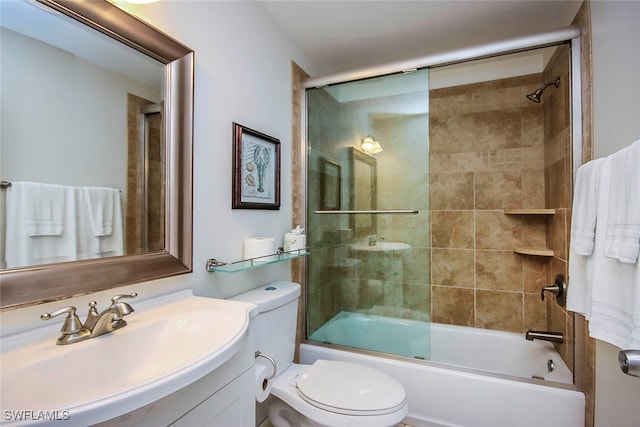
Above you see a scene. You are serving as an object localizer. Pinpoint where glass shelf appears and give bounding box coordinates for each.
[206,249,309,273]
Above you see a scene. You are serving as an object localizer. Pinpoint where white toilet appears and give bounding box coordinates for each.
[231,281,408,427]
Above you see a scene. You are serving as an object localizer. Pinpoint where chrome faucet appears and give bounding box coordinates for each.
[525,330,564,344]
[41,292,137,345]
[368,235,386,246]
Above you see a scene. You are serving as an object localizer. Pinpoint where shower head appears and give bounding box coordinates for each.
[526,77,560,103]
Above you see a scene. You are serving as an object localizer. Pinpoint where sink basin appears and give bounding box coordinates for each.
[0,290,256,426]
[351,241,411,252]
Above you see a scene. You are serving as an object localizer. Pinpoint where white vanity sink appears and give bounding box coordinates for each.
[351,241,411,252]
[0,290,256,426]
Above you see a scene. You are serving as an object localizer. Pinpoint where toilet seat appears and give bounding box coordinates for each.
[295,360,406,416]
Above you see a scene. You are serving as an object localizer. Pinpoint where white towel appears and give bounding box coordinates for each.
[567,158,640,349]
[604,139,640,263]
[570,159,604,256]
[4,185,77,268]
[7,181,65,236]
[82,187,118,237]
[76,188,124,259]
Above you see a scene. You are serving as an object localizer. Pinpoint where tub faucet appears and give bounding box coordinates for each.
[525,330,564,344]
[41,292,137,345]
[368,235,386,246]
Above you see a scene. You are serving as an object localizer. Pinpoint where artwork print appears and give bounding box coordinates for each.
[241,134,275,201]
[232,123,280,209]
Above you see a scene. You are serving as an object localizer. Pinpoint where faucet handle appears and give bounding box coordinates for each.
[41,306,85,335]
[111,292,138,304]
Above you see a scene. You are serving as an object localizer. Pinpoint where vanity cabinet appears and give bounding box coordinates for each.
[96,339,255,427]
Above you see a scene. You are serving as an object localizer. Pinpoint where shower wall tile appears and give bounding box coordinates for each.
[431,248,474,287]
[474,170,522,209]
[390,212,430,247]
[339,278,359,312]
[403,282,430,317]
[522,169,546,208]
[430,114,475,154]
[521,105,544,147]
[430,172,474,210]
[403,247,430,284]
[476,290,523,332]
[524,292,547,331]
[430,73,552,335]
[475,250,522,291]
[475,211,523,250]
[473,110,522,151]
[523,256,549,293]
[431,211,474,248]
[432,286,474,326]
[430,152,478,174]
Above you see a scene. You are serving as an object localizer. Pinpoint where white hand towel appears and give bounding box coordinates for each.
[570,159,604,256]
[604,139,640,263]
[82,187,117,237]
[8,181,66,236]
[76,188,124,259]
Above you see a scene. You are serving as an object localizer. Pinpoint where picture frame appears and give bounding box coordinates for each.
[232,122,281,209]
[320,157,341,210]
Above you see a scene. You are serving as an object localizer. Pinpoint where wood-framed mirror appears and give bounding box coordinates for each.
[0,0,194,309]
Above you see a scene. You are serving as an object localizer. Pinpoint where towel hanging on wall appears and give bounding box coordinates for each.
[567,139,640,350]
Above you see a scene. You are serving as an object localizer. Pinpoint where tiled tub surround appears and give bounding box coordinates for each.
[429,74,550,334]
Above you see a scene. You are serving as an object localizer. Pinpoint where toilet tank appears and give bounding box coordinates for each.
[230,281,301,376]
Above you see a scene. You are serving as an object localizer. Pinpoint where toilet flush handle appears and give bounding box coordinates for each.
[255,351,277,380]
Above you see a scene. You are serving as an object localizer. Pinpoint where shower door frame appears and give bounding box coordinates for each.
[299,25,583,368]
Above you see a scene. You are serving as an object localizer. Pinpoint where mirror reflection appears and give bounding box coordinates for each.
[0,0,165,270]
[350,146,377,236]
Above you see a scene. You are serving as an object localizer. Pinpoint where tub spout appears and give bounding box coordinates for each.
[525,330,564,344]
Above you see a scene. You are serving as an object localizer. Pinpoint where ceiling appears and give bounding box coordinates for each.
[258,0,582,76]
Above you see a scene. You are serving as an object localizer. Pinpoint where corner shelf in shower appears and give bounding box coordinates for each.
[205,248,309,273]
[512,247,554,257]
[503,209,556,215]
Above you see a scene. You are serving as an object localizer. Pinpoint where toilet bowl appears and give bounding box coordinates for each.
[231,281,408,427]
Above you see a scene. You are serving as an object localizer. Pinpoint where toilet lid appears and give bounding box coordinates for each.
[295,360,406,416]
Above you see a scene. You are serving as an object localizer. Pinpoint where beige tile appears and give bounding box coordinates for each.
[476,290,523,332]
[523,256,549,293]
[524,292,547,332]
[431,248,474,287]
[430,172,474,210]
[475,210,522,250]
[522,168,545,209]
[403,247,430,285]
[432,286,475,326]
[431,210,474,248]
[430,113,475,154]
[475,170,522,209]
[475,250,522,291]
[473,110,521,151]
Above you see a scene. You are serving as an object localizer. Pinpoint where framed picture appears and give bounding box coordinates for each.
[232,122,281,209]
[320,157,341,210]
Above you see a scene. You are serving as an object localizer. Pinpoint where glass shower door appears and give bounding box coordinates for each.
[306,70,431,360]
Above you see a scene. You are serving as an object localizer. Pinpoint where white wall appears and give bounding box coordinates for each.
[0,1,317,334]
[0,28,160,190]
[590,1,640,426]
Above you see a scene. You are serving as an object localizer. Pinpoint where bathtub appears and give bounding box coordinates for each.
[303,311,584,427]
